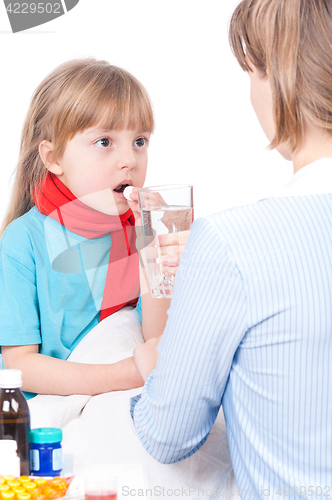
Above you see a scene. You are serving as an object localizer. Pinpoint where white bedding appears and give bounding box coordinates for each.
[28,307,238,499]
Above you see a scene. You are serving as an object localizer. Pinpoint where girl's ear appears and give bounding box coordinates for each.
[39,140,63,175]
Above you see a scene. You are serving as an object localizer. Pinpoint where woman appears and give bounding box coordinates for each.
[131,0,332,494]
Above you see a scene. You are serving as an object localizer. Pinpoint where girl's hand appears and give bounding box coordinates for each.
[126,187,141,225]
[1,345,144,395]
[126,188,166,226]
[126,188,147,271]
[133,336,161,381]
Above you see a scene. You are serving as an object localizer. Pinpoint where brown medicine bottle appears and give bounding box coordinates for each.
[0,369,30,475]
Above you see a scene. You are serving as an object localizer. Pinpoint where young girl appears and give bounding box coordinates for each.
[0,58,170,399]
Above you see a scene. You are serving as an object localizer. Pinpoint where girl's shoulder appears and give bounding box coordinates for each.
[0,207,45,256]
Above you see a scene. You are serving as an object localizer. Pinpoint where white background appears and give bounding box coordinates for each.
[0,0,293,223]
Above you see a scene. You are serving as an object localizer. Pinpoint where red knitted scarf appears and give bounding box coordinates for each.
[33,173,139,320]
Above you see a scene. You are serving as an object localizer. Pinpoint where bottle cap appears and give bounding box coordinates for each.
[29,428,62,444]
[123,186,134,201]
[0,369,22,388]
[0,440,18,452]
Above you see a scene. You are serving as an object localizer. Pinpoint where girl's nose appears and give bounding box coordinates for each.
[117,147,136,170]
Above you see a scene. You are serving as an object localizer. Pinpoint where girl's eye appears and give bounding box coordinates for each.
[96,137,111,148]
[134,137,148,148]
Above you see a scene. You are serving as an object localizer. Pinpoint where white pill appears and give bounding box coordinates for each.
[123,186,134,200]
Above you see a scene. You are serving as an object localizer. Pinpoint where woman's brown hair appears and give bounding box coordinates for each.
[1,58,154,236]
[229,0,332,152]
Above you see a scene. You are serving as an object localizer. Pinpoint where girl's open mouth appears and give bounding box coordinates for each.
[113,183,131,199]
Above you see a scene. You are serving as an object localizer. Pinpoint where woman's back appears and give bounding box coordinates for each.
[130,162,332,494]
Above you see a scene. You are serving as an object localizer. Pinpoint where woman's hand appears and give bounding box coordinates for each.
[133,336,161,381]
[157,230,190,275]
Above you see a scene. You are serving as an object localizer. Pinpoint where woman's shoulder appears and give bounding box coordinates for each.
[192,197,289,244]
[194,195,327,250]
[194,200,264,230]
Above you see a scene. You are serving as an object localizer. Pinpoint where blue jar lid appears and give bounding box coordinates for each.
[29,428,62,444]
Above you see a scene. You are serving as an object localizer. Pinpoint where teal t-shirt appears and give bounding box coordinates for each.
[0,207,142,398]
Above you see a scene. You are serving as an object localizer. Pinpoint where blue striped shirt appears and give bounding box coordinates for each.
[131,159,332,497]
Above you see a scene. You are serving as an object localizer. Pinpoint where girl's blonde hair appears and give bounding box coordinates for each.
[229,0,332,151]
[1,58,154,236]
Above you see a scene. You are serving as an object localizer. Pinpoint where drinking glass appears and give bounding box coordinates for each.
[84,474,117,500]
[138,184,193,298]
